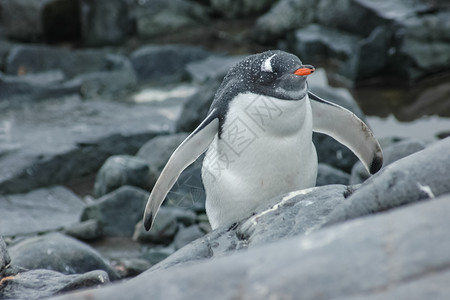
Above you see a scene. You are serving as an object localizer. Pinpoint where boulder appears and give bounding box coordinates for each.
[316,163,350,186]
[0,96,180,195]
[1,0,80,42]
[80,0,131,46]
[137,138,450,271]
[289,24,361,64]
[132,0,209,39]
[252,0,318,44]
[130,45,211,84]
[63,54,138,98]
[141,245,176,266]
[175,76,222,132]
[0,70,76,103]
[350,138,426,184]
[133,208,179,244]
[210,0,274,18]
[289,24,390,80]
[133,206,196,243]
[0,186,85,237]
[326,137,450,225]
[81,186,149,237]
[50,193,450,300]
[64,220,103,241]
[395,11,450,79]
[151,185,351,271]
[185,55,243,83]
[137,133,189,174]
[93,155,156,198]
[0,269,109,299]
[5,45,109,78]
[173,225,205,250]
[114,258,151,278]
[8,233,119,280]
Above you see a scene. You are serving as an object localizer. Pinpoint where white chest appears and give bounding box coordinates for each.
[202,93,317,229]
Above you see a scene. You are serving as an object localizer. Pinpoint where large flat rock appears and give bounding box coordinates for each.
[53,194,450,299]
[0,97,182,194]
[0,186,84,236]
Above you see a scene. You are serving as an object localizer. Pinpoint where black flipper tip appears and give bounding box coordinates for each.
[369,155,383,175]
[143,213,153,231]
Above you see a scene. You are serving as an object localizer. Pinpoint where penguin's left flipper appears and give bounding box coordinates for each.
[309,91,383,174]
[143,109,219,231]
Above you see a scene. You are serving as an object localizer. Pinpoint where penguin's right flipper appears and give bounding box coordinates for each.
[309,92,383,174]
[143,109,219,231]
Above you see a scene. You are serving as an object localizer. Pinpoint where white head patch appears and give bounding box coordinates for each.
[261,54,277,73]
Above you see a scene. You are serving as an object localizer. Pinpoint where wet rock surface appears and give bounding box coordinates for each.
[8,233,119,280]
[53,192,450,300]
[0,187,85,236]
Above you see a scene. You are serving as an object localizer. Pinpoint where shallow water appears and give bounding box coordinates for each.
[352,72,450,140]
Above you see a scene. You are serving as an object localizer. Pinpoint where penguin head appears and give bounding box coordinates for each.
[221,50,315,101]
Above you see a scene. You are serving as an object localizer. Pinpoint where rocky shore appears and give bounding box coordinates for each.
[1,0,450,299]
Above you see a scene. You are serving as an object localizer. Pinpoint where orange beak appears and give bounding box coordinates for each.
[294,65,315,76]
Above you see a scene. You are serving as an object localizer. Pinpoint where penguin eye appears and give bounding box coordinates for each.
[258,72,277,85]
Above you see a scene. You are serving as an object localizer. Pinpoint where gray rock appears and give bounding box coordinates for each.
[80,0,131,46]
[289,24,361,63]
[289,24,390,80]
[396,11,450,79]
[141,245,176,266]
[0,186,85,237]
[133,207,196,244]
[93,155,155,198]
[316,163,350,186]
[350,138,426,184]
[175,76,222,132]
[50,193,450,300]
[5,45,111,79]
[137,133,189,174]
[0,269,109,299]
[173,225,205,250]
[342,25,390,80]
[8,233,119,280]
[114,258,151,278]
[185,55,243,84]
[64,220,103,241]
[210,0,274,18]
[0,70,79,103]
[130,45,211,84]
[81,186,149,237]
[133,0,209,39]
[314,0,450,80]
[133,209,179,244]
[0,237,10,275]
[151,185,349,271]
[0,96,180,195]
[253,0,318,44]
[63,54,138,98]
[1,0,79,42]
[325,137,450,226]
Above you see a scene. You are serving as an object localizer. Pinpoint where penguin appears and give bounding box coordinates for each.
[143,50,383,231]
